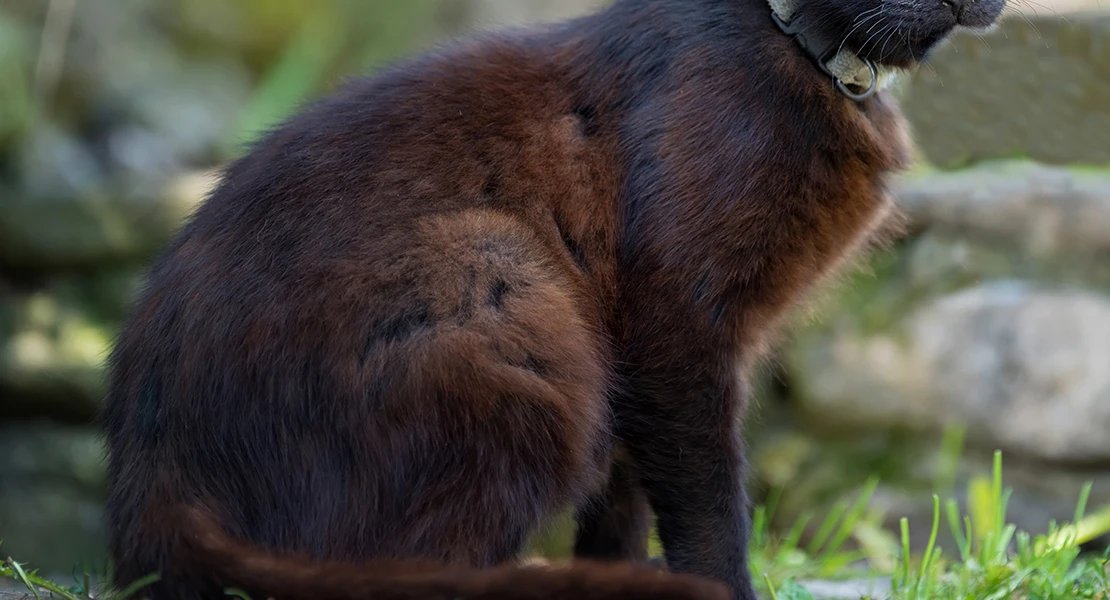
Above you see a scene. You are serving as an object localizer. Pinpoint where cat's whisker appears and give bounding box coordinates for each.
[836,8,885,57]
[849,7,885,32]
[978,34,993,52]
[924,60,942,85]
[1010,0,1071,24]
[900,22,942,84]
[1005,3,1047,44]
[1007,0,1043,23]
[877,25,899,63]
[880,24,900,54]
[995,7,1013,38]
[851,5,889,56]
[860,22,894,56]
[1007,0,1047,18]
[1045,2,1072,23]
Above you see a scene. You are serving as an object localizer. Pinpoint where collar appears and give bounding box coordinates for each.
[768,0,901,101]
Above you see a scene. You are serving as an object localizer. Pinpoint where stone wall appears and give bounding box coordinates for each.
[1,2,1109,572]
[900,13,1110,167]
[767,163,1110,548]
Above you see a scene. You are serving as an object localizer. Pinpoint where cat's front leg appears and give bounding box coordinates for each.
[613,314,757,600]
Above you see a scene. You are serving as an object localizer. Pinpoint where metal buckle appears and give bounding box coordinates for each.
[833,57,879,102]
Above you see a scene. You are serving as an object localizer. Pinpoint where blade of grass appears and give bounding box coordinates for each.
[806,500,848,556]
[993,451,1004,540]
[968,474,994,555]
[224,8,347,156]
[114,573,162,600]
[6,559,41,600]
[1074,504,1110,546]
[963,515,973,561]
[763,486,785,527]
[763,574,781,600]
[1074,482,1093,525]
[33,0,76,110]
[775,512,814,564]
[355,0,439,71]
[3,560,86,600]
[914,495,942,599]
[0,9,35,141]
[899,517,912,590]
[752,505,768,549]
[852,518,901,573]
[1042,503,1110,552]
[818,476,880,562]
[945,498,970,562]
[934,424,967,494]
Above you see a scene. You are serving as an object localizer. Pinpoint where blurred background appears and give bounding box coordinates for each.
[1,0,1109,582]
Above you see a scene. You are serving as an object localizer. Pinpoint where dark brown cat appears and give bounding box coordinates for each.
[102,0,1005,598]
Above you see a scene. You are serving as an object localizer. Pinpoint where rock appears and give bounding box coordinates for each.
[0,422,107,492]
[0,423,107,574]
[1,0,240,272]
[97,57,251,179]
[912,285,1110,463]
[799,578,892,600]
[0,169,216,270]
[0,273,135,421]
[0,14,36,149]
[15,124,108,202]
[0,0,247,270]
[900,14,1110,168]
[453,0,604,29]
[788,281,1110,463]
[0,190,183,269]
[894,162,1110,255]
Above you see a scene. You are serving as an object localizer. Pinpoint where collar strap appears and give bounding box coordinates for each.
[768,0,900,101]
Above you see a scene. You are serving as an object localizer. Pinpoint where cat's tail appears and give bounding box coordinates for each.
[175,507,730,600]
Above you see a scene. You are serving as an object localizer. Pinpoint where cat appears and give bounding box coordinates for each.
[102,0,1005,598]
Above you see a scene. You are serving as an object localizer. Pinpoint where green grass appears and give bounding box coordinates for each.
[0,558,154,600]
[754,450,1110,599]
[4,450,1110,600]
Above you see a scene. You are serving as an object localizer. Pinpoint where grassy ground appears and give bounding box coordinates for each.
[3,451,1110,600]
[751,451,1110,599]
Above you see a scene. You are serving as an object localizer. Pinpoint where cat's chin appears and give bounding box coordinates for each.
[871,18,1001,70]
[832,0,1006,70]
[860,25,954,69]
[960,21,1002,35]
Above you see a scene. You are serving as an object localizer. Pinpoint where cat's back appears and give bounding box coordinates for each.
[189,31,585,256]
[104,22,621,437]
[130,25,612,319]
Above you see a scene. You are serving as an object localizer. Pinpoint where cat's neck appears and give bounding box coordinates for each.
[766,0,902,101]
[590,0,901,103]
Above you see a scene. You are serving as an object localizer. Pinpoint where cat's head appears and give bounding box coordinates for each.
[793,0,1007,68]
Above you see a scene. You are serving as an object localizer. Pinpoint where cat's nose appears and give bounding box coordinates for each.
[946,0,1005,27]
[941,0,965,19]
